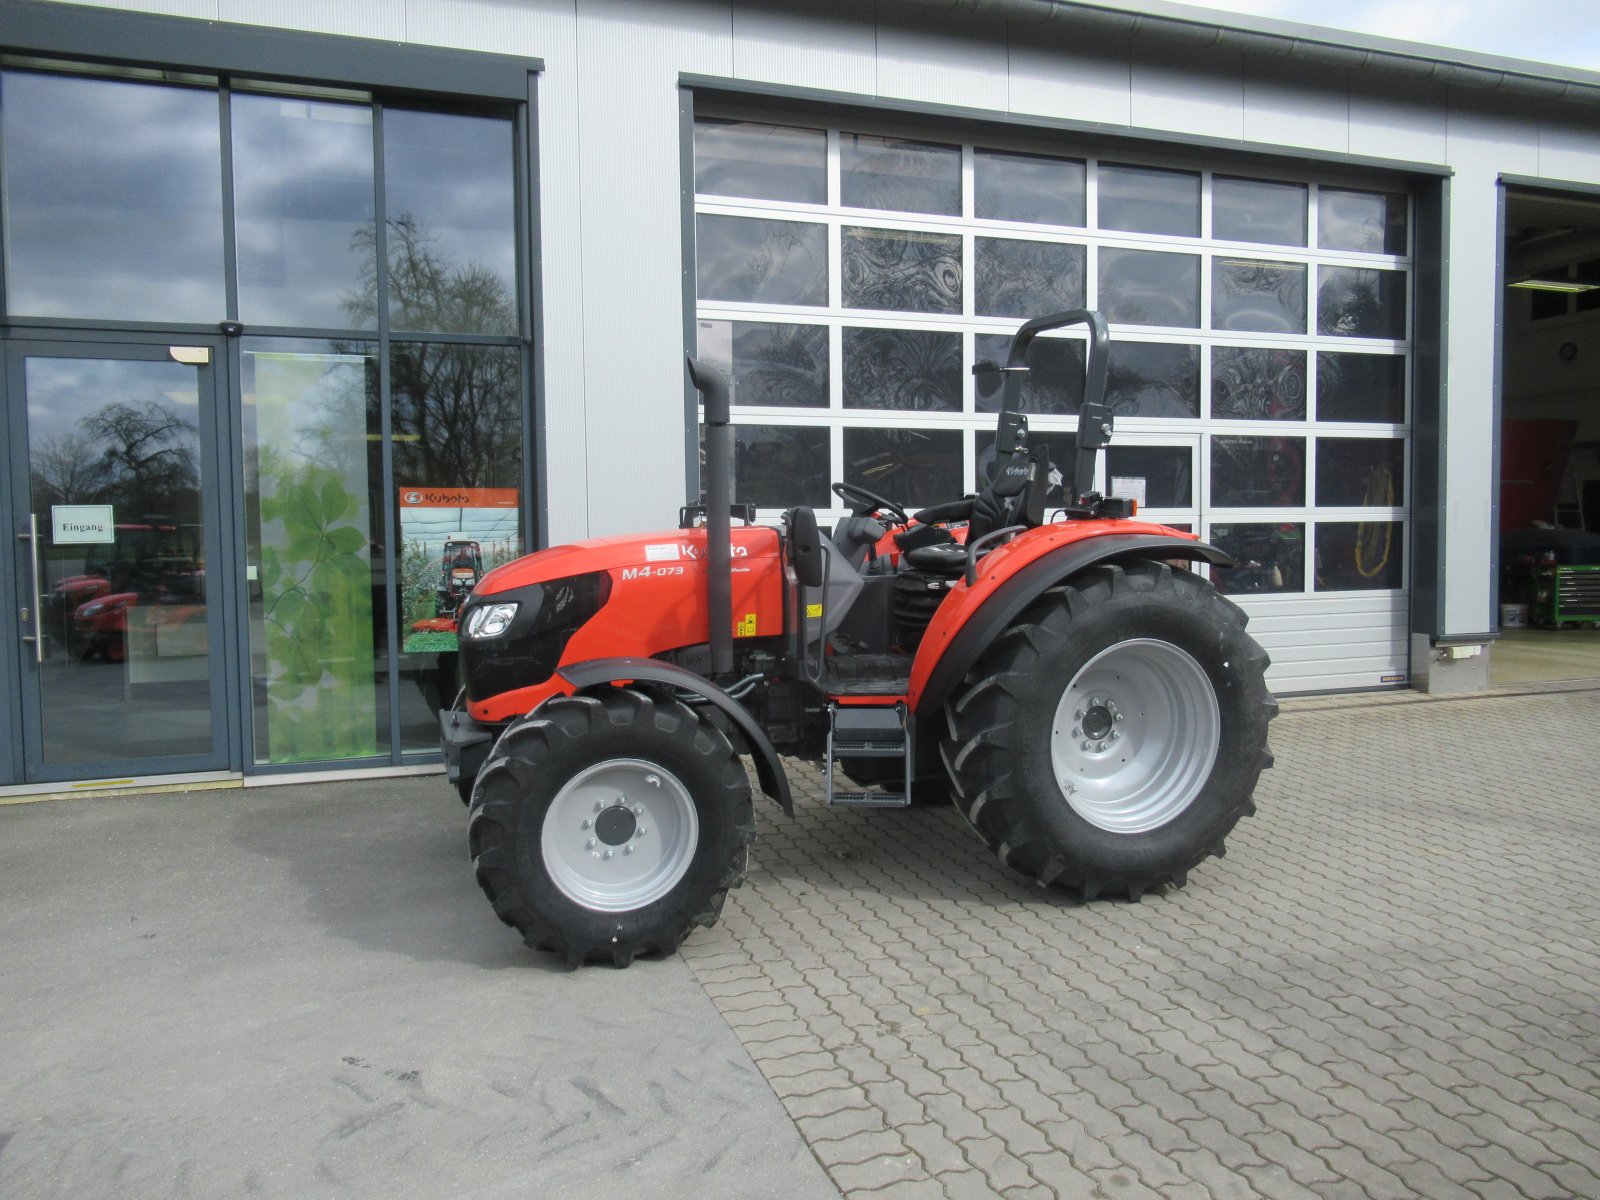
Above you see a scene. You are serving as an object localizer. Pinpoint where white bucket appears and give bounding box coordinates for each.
[1501,603,1529,628]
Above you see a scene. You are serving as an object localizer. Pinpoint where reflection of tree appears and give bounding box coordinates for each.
[80,401,198,516]
[32,431,110,510]
[341,214,521,489]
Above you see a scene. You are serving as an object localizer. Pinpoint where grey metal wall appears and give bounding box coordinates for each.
[53,0,1600,651]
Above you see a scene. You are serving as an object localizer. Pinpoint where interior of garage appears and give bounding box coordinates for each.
[1496,187,1600,684]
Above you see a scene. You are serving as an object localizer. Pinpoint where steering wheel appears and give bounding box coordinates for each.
[832,482,909,525]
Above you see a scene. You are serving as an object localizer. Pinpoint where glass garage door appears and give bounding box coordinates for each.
[690,111,1411,693]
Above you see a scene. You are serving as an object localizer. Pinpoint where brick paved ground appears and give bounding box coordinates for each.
[682,682,1600,1199]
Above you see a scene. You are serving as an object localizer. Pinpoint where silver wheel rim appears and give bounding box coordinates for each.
[541,758,699,912]
[1049,639,1221,834]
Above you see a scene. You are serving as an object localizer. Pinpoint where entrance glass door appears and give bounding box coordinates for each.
[5,341,231,783]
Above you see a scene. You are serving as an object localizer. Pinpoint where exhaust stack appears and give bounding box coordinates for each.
[687,358,735,676]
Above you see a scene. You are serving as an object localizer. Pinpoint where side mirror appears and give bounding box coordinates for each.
[785,506,825,589]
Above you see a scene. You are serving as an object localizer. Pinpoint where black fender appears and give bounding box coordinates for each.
[558,657,793,817]
[913,533,1235,718]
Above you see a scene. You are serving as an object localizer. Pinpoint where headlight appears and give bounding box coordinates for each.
[463,602,519,639]
[79,602,104,617]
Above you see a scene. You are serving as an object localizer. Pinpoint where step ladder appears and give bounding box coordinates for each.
[825,703,912,808]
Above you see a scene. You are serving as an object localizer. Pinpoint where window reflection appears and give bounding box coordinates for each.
[697,321,828,408]
[1212,259,1306,334]
[974,334,1085,415]
[383,108,517,334]
[1210,436,1306,507]
[1211,347,1306,420]
[1316,521,1403,590]
[1316,353,1406,423]
[233,94,376,329]
[1106,342,1200,418]
[1317,267,1406,339]
[845,427,962,507]
[735,426,830,508]
[1318,188,1407,255]
[1,70,225,322]
[698,215,828,306]
[1098,163,1200,237]
[1099,248,1200,328]
[1315,438,1404,507]
[694,119,826,204]
[974,149,1086,226]
[1213,177,1306,247]
[976,238,1085,318]
[842,227,962,314]
[1210,523,1306,594]
[840,134,960,215]
[843,328,962,411]
[1106,446,1192,508]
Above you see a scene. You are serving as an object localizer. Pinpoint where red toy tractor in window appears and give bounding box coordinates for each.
[443,311,1276,966]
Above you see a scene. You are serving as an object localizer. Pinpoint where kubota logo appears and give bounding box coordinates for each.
[404,491,423,504]
[404,490,473,505]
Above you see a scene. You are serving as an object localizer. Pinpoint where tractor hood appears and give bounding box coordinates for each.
[473,525,781,596]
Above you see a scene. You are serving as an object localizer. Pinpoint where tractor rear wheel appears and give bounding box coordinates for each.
[942,559,1275,900]
[467,687,754,966]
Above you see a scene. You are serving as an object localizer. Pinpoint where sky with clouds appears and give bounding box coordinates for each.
[1181,0,1600,72]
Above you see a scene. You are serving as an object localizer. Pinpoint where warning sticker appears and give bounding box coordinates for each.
[644,543,681,562]
[805,603,823,619]
[736,613,759,637]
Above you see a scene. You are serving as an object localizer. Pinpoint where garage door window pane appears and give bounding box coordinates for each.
[1317,353,1405,423]
[1211,436,1306,507]
[976,238,1085,317]
[974,334,1085,414]
[844,428,962,508]
[1108,342,1200,418]
[1318,187,1407,255]
[1212,259,1306,334]
[1316,438,1405,507]
[1317,267,1407,339]
[1316,521,1403,590]
[1210,523,1306,594]
[843,328,961,411]
[384,108,516,335]
[1099,249,1200,328]
[698,215,827,306]
[697,321,828,408]
[1212,347,1306,420]
[1213,176,1306,247]
[841,134,960,215]
[735,426,829,508]
[694,119,825,204]
[975,149,1086,226]
[842,227,962,314]
[1106,446,1192,507]
[2,71,225,322]
[1098,163,1200,237]
[233,94,376,330]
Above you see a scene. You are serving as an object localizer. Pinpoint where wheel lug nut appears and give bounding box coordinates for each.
[593,801,603,813]
[633,805,643,816]
[1072,727,1081,737]
[603,850,614,860]
[1081,741,1092,751]
[623,846,634,855]
[586,839,596,849]
[637,826,648,836]
[581,819,592,830]
[1074,709,1084,720]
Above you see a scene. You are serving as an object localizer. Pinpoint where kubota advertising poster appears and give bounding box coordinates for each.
[398,488,520,652]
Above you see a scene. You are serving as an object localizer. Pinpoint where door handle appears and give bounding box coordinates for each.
[17,514,43,663]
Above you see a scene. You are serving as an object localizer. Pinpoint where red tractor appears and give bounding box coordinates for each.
[444,311,1276,966]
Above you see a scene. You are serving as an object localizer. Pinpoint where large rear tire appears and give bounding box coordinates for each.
[467,687,754,966]
[942,560,1276,900]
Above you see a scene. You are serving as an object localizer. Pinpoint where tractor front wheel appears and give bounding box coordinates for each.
[942,559,1275,900]
[467,687,754,966]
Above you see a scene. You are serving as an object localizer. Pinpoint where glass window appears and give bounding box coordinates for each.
[1212,259,1306,334]
[694,118,825,204]
[735,426,829,508]
[1107,342,1200,418]
[232,94,376,330]
[1106,446,1192,508]
[842,328,962,411]
[697,321,828,408]
[390,342,524,751]
[1318,187,1407,255]
[383,108,517,334]
[1210,523,1306,594]
[1317,267,1407,339]
[1316,353,1406,423]
[1098,163,1200,237]
[840,134,960,215]
[974,334,1085,415]
[842,227,962,314]
[1316,438,1404,507]
[975,238,1086,318]
[697,215,827,306]
[1213,177,1307,247]
[1099,248,1200,328]
[1,70,225,322]
[1316,521,1403,590]
[1210,436,1307,508]
[974,149,1086,226]
[242,342,385,765]
[844,427,962,508]
[1211,347,1307,420]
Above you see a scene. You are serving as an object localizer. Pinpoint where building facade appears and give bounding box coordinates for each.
[3,0,1598,794]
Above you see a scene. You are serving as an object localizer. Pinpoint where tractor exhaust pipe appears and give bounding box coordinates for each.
[687,358,735,677]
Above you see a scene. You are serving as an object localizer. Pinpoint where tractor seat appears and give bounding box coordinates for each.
[901,542,969,573]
